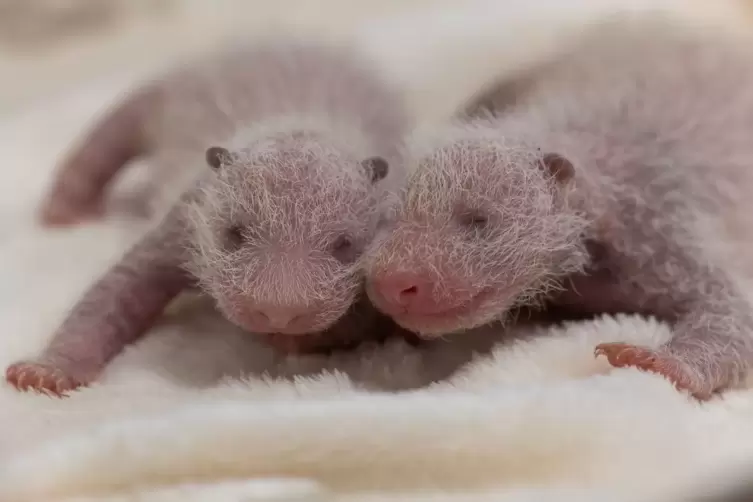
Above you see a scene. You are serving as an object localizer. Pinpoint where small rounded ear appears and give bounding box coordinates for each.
[205,146,231,170]
[540,152,575,183]
[361,156,389,183]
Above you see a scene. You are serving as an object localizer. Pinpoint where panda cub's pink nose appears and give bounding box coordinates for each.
[372,272,440,314]
[251,306,312,330]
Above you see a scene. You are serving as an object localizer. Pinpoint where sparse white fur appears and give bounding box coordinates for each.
[181,125,378,330]
[366,13,753,396]
[2,39,414,397]
[369,120,589,329]
[142,40,411,336]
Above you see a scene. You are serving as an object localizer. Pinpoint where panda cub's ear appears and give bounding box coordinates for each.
[361,156,389,183]
[540,152,574,183]
[205,146,232,170]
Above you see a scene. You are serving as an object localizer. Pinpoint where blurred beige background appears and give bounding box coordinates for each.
[0,0,440,115]
[1,0,751,114]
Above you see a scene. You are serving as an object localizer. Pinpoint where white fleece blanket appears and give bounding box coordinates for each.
[4,1,753,501]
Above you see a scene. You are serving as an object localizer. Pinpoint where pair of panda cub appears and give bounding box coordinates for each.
[9,13,753,401]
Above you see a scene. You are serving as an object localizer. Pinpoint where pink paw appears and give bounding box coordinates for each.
[38,196,104,228]
[6,361,85,397]
[594,342,710,400]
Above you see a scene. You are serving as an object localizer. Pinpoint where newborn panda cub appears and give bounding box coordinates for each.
[7,40,411,396]
[366,16,753,400]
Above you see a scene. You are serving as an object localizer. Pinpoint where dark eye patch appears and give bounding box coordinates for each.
[224,225,245,250]
[457,210,488,229]
[331,234,359,263]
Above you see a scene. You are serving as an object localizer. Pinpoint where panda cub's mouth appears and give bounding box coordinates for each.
[390,289,495,335]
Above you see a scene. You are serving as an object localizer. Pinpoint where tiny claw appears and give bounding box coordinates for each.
[6,361,84,397]
[595,342,658,367]
[594,342,711,400]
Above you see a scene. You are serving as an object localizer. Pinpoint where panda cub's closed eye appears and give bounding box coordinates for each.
[224,225,245,250]
[458,210,488,229]
[331,234,358,263]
